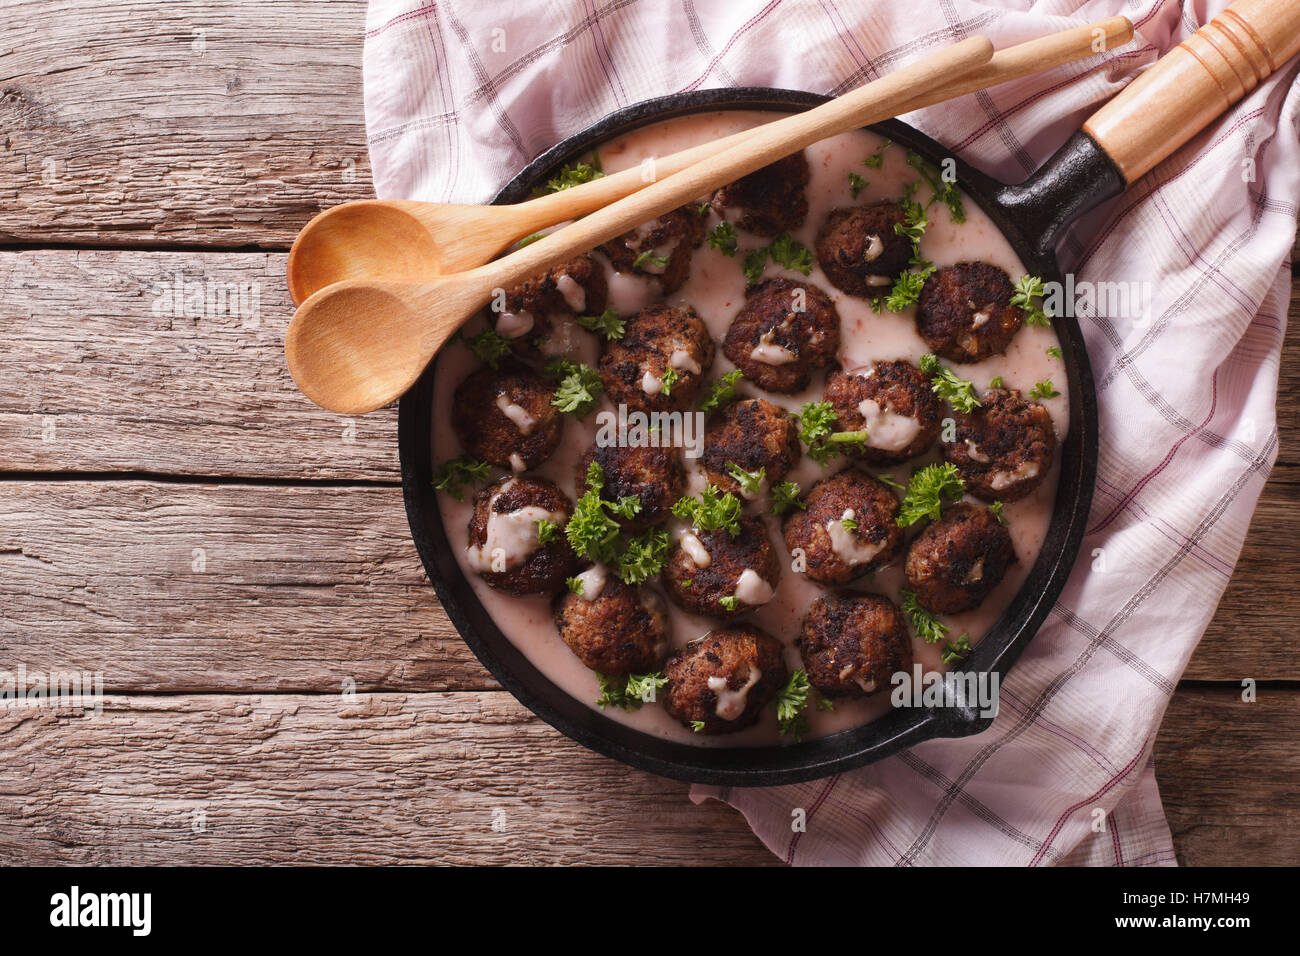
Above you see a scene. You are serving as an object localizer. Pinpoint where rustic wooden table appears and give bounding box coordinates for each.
[1,1,1295,866]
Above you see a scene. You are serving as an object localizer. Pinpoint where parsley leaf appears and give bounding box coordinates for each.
[742,247,769,284]
[900,588,949,644]
[862,139,891,169]
[906,150,965,224]
[795,401,865,464]
[769,232,814,275]
[616,528,671,585]
[848,171,868,198]
[535,518,559,544]
[897,462,965,527]
[459,328,512,369]
[941,633,973,664]
[697,369,744,413]
[989,375,1004,389]
[576,307,624,340]
[567,466,623,563]
[672,485,742,536]
[624,672,669,706]
[1011,275,1052,327]
[1046,345,1062,359]
[545,358,603,418]
[431,455,491,500]
[633,250,669,270]
[690,720,706,733]
[566,576,585,596]
[706,221,738,256]
[776,670,812,738]
[725,462,765,497]
[883,263,935,312]
[989,500,1008,525]
[919,353,981,413]
[659,366,680,397]
[1029,379,1061,401]
[770,480,805,515]
[718,595,740,612]
[536,155,604,195]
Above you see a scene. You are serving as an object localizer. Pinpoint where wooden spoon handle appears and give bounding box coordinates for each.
[1084,0,1300,184]
[468,35,994,294]
[509,18,1133,238]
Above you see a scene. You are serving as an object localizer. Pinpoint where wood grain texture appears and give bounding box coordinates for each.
[0,0,372,248]
[2,475,1293,693]
[0,692,779,865]
[0,480,492,692]
[0,251,398,480]
[1155,686,1300,867]
[1,685,1290,865]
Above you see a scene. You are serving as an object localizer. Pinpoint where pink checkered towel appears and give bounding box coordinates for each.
[362,0,1297,865]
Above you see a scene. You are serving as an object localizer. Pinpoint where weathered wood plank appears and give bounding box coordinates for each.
[1155,685,1300,867]
[1,474,1293,692]
[0,251,398,480]
[1188,492,1300,681]
[0,685,1289,865]
[1,250,1296,483]
[0,0,373,248]
[0,480,491,692]
[0,691,778,865]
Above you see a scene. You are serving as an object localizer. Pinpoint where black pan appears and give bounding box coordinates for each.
[396,86,1121,786]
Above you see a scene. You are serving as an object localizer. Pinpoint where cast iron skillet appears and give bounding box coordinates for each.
[398,88,1114,785]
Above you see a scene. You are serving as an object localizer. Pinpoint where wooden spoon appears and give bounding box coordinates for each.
[285,35,995,414]
[286,17,1133,304]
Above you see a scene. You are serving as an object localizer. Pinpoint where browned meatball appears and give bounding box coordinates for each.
[553,573,669,675]
[662,625,789,734]
[575,441,684,530]
[722,278,840,394]
[701,398,801,498]
[598,304,715,414]
[452,362,562,470]
[916,262,1023,363]
[601,205,707,293]
[490,253,609,355]
[662,514,780,620]
[943,387,1056,502]
[799,593,913,698]
[466,476,577,595]
[814,203,914,298]
[782,469,902,585]
[710,152,810,237]
[904,502,1016,613]
[823,360,943,465]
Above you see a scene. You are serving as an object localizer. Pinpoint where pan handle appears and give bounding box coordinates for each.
[1083,0,1300,184]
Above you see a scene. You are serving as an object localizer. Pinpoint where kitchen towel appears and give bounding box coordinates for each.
[362,0,1296,865]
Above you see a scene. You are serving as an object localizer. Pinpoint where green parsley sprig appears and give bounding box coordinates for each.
[1011,275,1052,327]
[900,588,949,644]
[671,485,741,536]
[431,455,491,500]
[918,353,981,413]
[896,462,965,527]
[697,369,744,413]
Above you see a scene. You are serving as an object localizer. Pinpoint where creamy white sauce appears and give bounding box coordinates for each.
[574,563,607,601]
[858,397,922,452]
[669,348,701,375]
[989,460,1041,490]
[496,393,537,434]
[750,329,797,365]
[680,532,711,568]
[826,509,885,566]
[863,234,884,261]
[708,668,761,720]
[496,310,534,339]
[964,439,991,463]
[641,370,662,396]
[555,273,587,313]
[508,452,526,474]
[734,568,775,606]
[466,486,565,573]
[431,110,1071,747]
